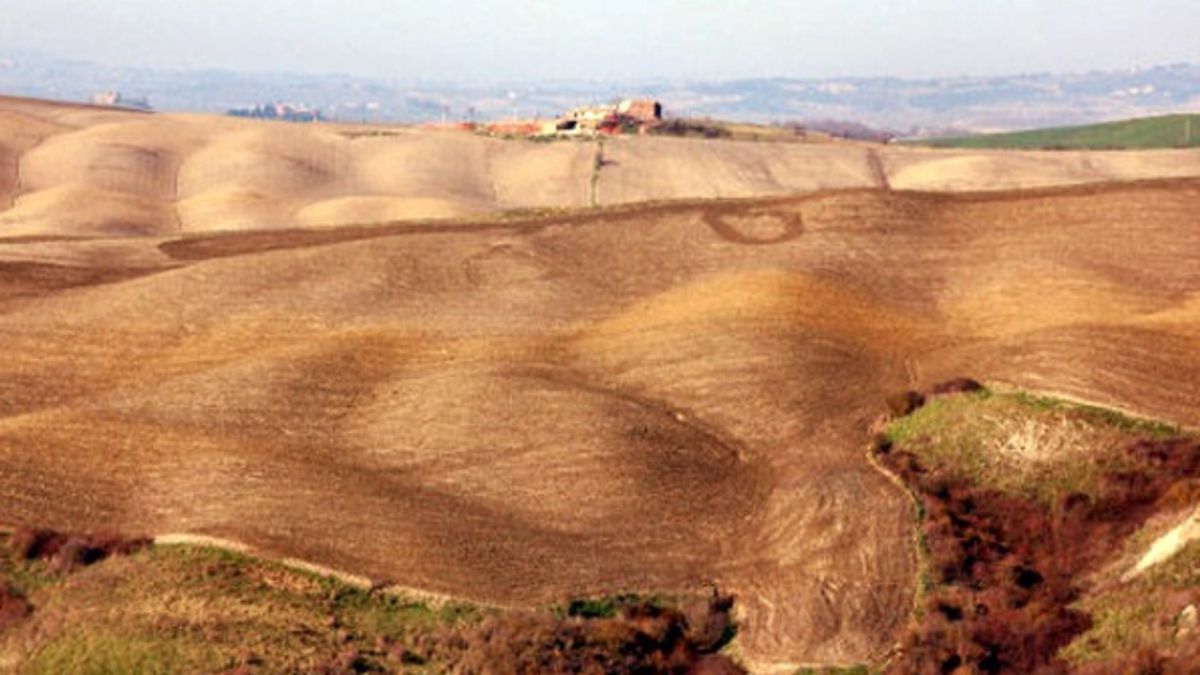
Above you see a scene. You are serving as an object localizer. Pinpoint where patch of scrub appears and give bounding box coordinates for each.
[875,382,1200,673]
[884,389,1179,507]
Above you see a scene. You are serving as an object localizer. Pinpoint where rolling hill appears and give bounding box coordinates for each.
[919,113,1200,150]
[4,96,1200,239]
[1,96,1200,671]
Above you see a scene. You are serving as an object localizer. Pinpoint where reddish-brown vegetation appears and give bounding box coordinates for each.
[8,526,150,574]
[417,593,744,674]
[0,583,30,632]
[0,527,150,635]
[876,382,1200,673]
[887,391,927,418]
[929,378,985,396]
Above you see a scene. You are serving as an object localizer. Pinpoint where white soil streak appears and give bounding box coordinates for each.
[1126,506,1200,580]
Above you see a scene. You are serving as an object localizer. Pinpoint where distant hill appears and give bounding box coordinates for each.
[918,114,1200,150]
[1,48,1199,131]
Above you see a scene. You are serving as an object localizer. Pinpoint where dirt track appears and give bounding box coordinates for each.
[2,98,1200,671]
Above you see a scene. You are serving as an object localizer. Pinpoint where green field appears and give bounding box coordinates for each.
[918,114,1200,150]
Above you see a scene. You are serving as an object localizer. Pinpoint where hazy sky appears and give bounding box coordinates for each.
[2,0,1199,81]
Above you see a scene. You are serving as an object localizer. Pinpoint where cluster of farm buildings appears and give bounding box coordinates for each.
[219,98,663,135]
[446,98,664,137]
[88,88,662,136]
[546,98,663,135]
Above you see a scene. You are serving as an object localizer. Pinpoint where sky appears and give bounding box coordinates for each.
[1,0,1198,82]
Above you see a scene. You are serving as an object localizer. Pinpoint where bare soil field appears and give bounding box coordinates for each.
[4,95,1200,237]
[1,97,1200,671]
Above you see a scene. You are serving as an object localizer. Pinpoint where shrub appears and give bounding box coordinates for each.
[650,119,732,140]
[0,583,31,632]
[886,391,926,418]
[930,378,985,395]
[8,526,150,574]
[420,592,744,674]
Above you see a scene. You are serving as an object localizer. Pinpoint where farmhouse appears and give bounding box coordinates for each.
[548,98,663,136]
[617,98,663,123]
[90,91,152,111]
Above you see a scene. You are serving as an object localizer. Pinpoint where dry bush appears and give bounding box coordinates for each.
[0,584,31,632]
[1156,479,1200,512]
[930,378,985,396]
[650,119,732,140]
[420,593,743,674]
[310,645,372,674]
[887,391,926,418]
[10,527,69,561]
[8,526,150,574]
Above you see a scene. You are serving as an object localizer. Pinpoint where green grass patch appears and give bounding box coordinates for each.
[914,114,1200,150]
[562,593,642,619]
[1,542,484,672]
[884,390,1181,507]
[331,584,483,641]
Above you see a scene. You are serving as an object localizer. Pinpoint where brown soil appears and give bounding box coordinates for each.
[2,97,1200,669]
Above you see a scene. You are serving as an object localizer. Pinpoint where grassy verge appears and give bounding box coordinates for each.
[1,533,745,673]
[2,539,481,672]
